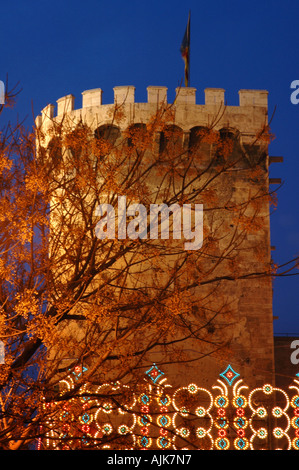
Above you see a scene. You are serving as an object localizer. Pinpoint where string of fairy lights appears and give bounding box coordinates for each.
[38,363,299,450]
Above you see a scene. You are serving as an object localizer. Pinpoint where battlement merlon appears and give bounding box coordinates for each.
[36,86,269,136]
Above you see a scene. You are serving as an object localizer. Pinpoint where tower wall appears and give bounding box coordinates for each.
[36,86,276,388]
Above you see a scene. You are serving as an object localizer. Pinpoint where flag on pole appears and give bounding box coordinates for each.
[180,11,190,87]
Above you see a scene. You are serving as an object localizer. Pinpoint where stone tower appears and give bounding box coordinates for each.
[36,85,277,389]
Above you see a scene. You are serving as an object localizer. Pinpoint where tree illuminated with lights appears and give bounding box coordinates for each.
[0,86,298,449]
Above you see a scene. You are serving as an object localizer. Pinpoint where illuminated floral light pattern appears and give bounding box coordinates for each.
[41,364,299,450]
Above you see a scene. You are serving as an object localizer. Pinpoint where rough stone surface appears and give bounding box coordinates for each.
[37,86,276,389]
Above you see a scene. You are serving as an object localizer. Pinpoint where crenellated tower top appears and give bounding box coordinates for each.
[36,86,269,140]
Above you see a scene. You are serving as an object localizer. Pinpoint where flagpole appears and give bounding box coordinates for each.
[180,11,191,87]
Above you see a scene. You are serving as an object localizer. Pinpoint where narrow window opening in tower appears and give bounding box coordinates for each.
[159,124,183,156]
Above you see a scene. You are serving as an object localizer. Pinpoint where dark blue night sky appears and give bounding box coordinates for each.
[1,0,298,334]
